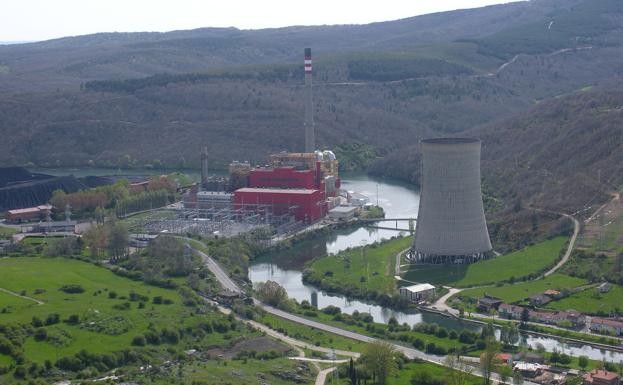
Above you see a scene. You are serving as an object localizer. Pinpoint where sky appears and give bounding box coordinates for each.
[1,0,517,42]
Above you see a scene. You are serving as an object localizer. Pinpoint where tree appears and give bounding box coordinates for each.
[445,354,475,385]
[362,341,397,385]
[480,338,501,385]
[508,323,520,348]
[498,364,513,385]
[578,355,589,370]
[106,219,128,261]
[256,280,289,308]
[83,224,107,258]
[513,371,524,385]
[520,308,530,327]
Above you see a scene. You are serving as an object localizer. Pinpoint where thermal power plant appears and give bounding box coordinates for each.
[409,138,492,265]
[304,47,315,153]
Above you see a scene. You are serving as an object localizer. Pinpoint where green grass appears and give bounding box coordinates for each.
[458,274,587,304]
[257,312,366,353]
[0,257,243,364]
[403,237,568,287]
[139,357,315,385]
[386,360,481,385]
[308,236,412,294]
[546,283,623,315]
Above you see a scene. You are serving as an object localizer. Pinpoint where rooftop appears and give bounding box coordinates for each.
[402,283,435,293]
[584,369,620,382]
[329,206,358,213]
[236,187,318,195]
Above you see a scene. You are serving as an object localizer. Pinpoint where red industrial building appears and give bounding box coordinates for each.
[5,204,52,223]
[234,187,326,222]
[249,167,317,190]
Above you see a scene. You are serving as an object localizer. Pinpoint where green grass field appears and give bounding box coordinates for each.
[308,236,412,294]
[388,360,481,385]
[546,283,623,315]
[403,237,568,287]
[458,274,587,304]
[138,357,315,385]
[0,257,244,364]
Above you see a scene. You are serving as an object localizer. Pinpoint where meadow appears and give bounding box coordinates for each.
[0,257,247,365]
[546,283,623,315]
[458,273,588,304]
[403,237,568,287]
[307,236,412,295]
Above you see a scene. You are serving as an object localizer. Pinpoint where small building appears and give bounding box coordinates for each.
[598,282,612,294]
[513,362,543,378]
[399,283,435,303]
[5,204,53,223]
[328,206,358,221]
[0,239,11,252]
[529,293,552,306]
[31,220,77,234]
[496,353,513,366]
[477,296,503,313]
[499,304,524,320]
[514,352,545,364]
[583,369,620,385]
[129,234,160,248]
[590,318,623,336]
[543,289,561,298]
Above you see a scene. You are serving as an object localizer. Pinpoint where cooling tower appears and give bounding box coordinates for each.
[410,138,492,264]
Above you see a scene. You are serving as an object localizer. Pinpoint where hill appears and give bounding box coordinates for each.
[369,89,623,248]
[0,0,585,92]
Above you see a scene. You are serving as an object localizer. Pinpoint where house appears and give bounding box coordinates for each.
[5,204,53,223]
[399,283,435,303]
[598,282,612,294]
[530,293,552,306]
[543,289,561,298]
[515,352,545,364]
[590,318,623,336]
[513,362,542,378]
[499,304,524,320]
[477,296,503,313]
[583,369,620,385]
[496,353,513,366]
[560,310,587,327]
[530,310,569,325]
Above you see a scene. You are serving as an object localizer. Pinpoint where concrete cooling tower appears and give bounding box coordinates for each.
[409,138,492,264]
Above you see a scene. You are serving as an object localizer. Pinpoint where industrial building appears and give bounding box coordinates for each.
[182,48,342,228]
[409,137,492,264]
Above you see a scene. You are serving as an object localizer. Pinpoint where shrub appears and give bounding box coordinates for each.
[34,328,48,341]
[131,335,146,346]
[65,314,80,325]
[108,291,117,299]
[152,296,163,304]
[45,314,60,326]
[59,285,85,294]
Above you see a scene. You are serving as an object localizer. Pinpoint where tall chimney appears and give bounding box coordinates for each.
[201,145,209,188]
[304,47,315,153]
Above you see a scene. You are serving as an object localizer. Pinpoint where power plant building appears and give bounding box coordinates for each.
[410,138,492,264]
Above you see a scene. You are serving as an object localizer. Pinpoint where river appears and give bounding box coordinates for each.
[249,173,623,362]
[35,168,623,361]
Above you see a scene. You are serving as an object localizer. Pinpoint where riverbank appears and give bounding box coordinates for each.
[302,236,412,307]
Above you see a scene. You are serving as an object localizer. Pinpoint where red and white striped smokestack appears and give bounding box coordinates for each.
[304,47,315,153]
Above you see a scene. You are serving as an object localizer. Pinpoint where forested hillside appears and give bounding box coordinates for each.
[0,0,621,204]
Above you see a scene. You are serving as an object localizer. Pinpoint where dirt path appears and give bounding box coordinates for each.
[0,287,44,305]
